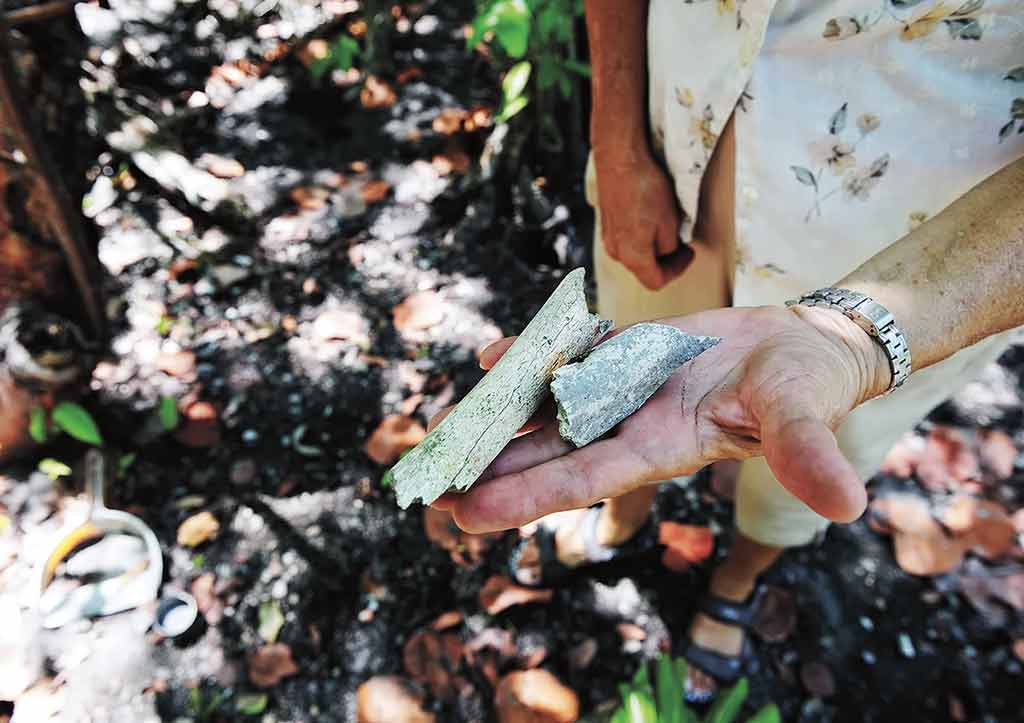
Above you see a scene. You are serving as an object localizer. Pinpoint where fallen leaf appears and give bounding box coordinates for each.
[752,586,797,643]
[393,290,446,332]
[177,511,220,548]
[916,426,980,492]
[959,499,1015,559]
[196,153,245,179]
[157,350,196,378]
[397,67,424,84]
[356,676,435,723]
[494,670,579,723]
[881,432,924,478]
[289,185,330,210]
[432,108,467,135]
[464,106,494,132]
[800,661,836,698]
[247,643,299,688]
[365,414,425,465]
[313,309,368,343]
[361,179,391,205]
[872,493,968,575]
[659,522,713,572]
[175,401,221,448]
[400,393,426,416]
[616,623,646,642]
[297,39,330,68]
[361,75,397,109]
[479,575,553,615]
[948,695,966,723]
[465,627,518,666]
[978,429,1017,481]
[403,629,462,700]
[191,572,223,624]
[432,611,463,631]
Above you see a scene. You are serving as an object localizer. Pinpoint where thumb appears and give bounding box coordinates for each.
[760,399,867,524]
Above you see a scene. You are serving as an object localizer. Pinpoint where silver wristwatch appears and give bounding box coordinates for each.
[785,288,912,395]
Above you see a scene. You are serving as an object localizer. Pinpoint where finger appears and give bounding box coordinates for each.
[619,244,666,291]
[487,423,574,478]
[515,399,557,437]
[654,214,680,257]
[762,410,867,524]
[426,406,455,433]
[429,493,457,511]
[601,213,620,261]
[449,438,653,533]
[656,244,695,283]
[478,337,516,370]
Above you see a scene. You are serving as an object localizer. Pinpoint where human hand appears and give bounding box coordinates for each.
[593,150,692,290]
[431,305,892,533]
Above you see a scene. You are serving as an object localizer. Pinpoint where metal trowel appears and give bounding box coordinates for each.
[38,449,163,629]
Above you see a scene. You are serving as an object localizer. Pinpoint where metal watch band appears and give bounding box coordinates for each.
[785,288,912,395]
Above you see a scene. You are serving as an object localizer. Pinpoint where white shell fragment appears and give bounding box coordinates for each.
[393,268,610,508]
[550,323,720,447]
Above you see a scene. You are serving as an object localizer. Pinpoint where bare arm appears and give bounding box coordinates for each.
[585,0,689,290]
[838,157,1024,398]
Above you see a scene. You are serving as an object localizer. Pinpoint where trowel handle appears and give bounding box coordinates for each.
[84,449,107,513]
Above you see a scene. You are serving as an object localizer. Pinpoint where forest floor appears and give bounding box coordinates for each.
[1,1,1023,722]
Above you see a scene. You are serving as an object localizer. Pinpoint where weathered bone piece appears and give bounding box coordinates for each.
[550,323,720,448]
[393,268,610,508]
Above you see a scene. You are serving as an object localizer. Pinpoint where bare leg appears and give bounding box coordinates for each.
[685,532,783,697]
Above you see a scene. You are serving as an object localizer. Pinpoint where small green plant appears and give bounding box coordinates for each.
[309,34,362,80]
[188,686,227,722]
[469,0,589,145]
[610,654,780,723]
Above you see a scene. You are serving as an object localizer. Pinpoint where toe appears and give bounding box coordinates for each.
[684,666,717,704]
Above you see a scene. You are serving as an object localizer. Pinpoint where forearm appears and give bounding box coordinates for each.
[841,158,1024,382]
[585,0,650,163]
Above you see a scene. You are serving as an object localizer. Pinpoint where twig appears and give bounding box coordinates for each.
[4,0,79,27]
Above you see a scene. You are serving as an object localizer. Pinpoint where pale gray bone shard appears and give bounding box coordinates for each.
[393,268,611,508]
[551,323,720,448]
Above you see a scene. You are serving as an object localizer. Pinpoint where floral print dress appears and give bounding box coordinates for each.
[646,0,1024,307]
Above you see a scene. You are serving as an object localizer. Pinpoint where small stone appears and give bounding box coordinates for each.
[859,616,875,631]
[862,650,877,665]
[242,429,260,445]
[898,633,916,658]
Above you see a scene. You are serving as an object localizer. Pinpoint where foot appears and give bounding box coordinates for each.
[683,611,746,701]
[510,507,647,586]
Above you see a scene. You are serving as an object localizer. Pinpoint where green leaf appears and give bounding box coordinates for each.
[258,600,285,643]
[158,396,180,431]
[118,453,137,475]
[29,406,48,443]
[496,95,529,123]
[562,58,591,77]
[624,689,658,723]
[610,705,630,723]
[470,0,532,57]
[503,61,533,103]
[656,654,685,723]
[558,72,573,99]
[746,703,781,723]
[38,458,72,480]
[631,662,653,697]
[236,693,268,715]
[51,402,103,446]
[704,677,749,723]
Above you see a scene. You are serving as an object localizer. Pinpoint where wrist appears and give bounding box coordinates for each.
[788,305,893,404]
[591,122,651,168]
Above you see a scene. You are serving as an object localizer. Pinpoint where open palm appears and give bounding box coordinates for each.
[432,305,889,534]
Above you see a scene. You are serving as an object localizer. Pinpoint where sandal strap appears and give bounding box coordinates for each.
[681,635,751,685]
[699,584,765,628]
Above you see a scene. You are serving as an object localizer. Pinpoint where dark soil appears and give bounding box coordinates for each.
[2,1,1023,722]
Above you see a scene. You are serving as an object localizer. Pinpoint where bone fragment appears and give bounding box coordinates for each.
[393,268,609,508]
[550,323,720,447]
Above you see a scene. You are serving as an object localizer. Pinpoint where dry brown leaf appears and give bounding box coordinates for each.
[881,432,924,478]
[978,429,1017,481]
[190,572,223,624]
[399,393,426,416]
[917,426,981,492]
[365,414,426,465]
[356,676,435,723]
[424,504,501,566]
[297,39,330,68]
[397,67,425,84]
[870,493,967,575]
[289,186,330,210]
[800,661,836,698]
[432,108,468,135]
[361,179,391,205]
[403,629,462,700]
[752,586,797,643]
[157,351,196,378]
[175,401,221,448]
[465,106,494,132]
[432,611,464,631]
[177,511,220,548]
[616,623,646,642]
[479,575,553,615]
[361,75,397,109]
[659,522,713,572]
[962,500,1015,559]
[568,638,598,671]
[494,670,579,723]
[247,643,299,688]
[196,153,245,179]
[393,290,446,332]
